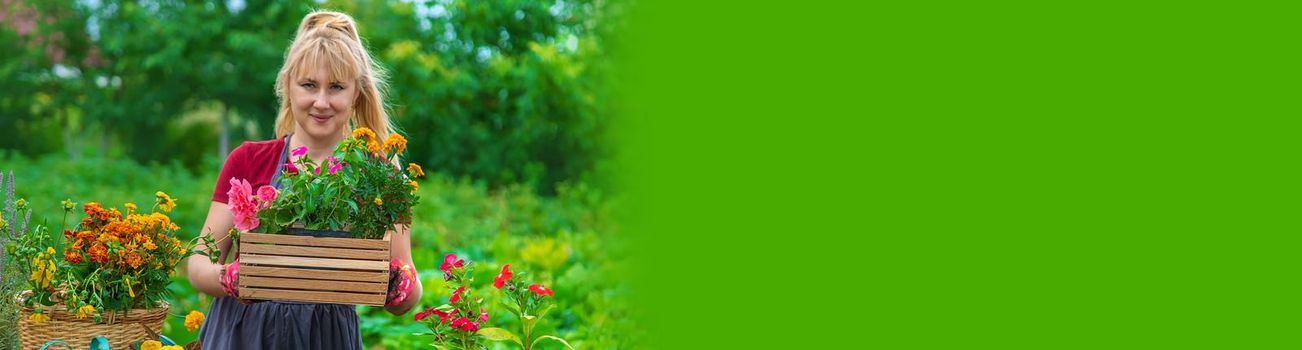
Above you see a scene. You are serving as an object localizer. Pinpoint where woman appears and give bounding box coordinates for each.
[186,10,421,349]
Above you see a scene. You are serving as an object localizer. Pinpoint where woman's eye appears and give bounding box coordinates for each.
[330,84,344,91]
[301,83,316,89]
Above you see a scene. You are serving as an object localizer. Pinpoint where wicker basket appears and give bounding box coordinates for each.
[17,297,169,350]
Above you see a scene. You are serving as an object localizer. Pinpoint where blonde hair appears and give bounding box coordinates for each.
[273,10,394,142]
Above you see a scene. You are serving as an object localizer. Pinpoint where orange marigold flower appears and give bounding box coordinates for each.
[124,251,143,269]
[125,202,137,213]
[407,163,425,178]
[383,133,408,154]
[409,180,419,192]
[352,127,377,142]
[185,310,205,332]
[65,251,84,264]
[87,244,109,264]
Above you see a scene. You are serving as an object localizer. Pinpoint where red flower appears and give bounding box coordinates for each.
[479,307,488,322]
[449,286,465,303]
[450,317,478,332]
[493,264,512,289]
[432,308,456,323]
[414,307,437,321]
[528,284,554,297]
[450,316,468,329]
[440,253,465,273]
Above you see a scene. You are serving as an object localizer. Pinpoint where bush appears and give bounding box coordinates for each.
[0,153,638,348]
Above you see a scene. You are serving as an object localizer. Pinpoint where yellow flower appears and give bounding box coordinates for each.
[373,197,383,206]
[44,260,55,287]
[406,163,425,178]
[143,239,157,251]
[15,198,26,209]
[140,340,163,350]
[408,180,419,192]
[30,257,55,288]
[76,305,96,319]
[154,192,176,212]
[28,312,49,324]
[383,133,408,154]
[62,199,75,210]
[125,202,137,213]
[0,215,5,230]
[161,346,185,350]
[184,310,205,332]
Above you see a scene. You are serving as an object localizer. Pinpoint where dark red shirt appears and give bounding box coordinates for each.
[211,138,287,204]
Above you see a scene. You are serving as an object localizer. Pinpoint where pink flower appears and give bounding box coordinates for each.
[449,286,465,303]
[479,308,488,322]
[282,162,299,175]
[440,254,465,273]
[227,178,259,231]
[256,186,277,205]
[328,160,344,175]
[291,146,307,157]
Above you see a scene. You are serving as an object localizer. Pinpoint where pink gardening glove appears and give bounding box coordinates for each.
[387,259,417,307]
[221,259,241,298]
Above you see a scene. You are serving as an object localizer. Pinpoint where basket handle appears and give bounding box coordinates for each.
[38,340,73,350]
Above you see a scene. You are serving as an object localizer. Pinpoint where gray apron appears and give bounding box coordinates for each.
[198,135,364,349]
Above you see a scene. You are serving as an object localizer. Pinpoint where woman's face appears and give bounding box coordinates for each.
[289,63,358,142]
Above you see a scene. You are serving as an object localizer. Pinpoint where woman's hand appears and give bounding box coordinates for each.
[220,259,241,298]
[386,259,417,307]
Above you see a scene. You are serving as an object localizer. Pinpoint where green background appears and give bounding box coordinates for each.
[623,1,1295,349]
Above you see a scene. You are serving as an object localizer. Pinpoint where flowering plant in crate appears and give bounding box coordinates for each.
[230,127,423,239]
[413,254,573,350]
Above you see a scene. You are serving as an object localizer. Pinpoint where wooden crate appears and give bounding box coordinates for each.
[238,232,391,306]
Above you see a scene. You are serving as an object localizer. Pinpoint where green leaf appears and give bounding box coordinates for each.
[537,303,557,321]
[477,327,523,346]
[499,299,522,316]
[531,335,575,350]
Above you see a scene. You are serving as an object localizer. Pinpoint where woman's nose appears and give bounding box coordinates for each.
[312,93,330,109]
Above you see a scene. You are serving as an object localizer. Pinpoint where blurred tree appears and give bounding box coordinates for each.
[0,0,626,193]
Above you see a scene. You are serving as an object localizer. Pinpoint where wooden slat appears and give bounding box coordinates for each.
[243,232,390,250]
[239,287,385,306]
[241,244,389,260]
[241,254,388,271]
[240,266,390,283]
[239,276,387,293]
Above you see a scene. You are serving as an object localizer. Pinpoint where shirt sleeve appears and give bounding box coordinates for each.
[211,145,248,204]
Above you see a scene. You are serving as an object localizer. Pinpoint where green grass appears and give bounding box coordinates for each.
[0,151,637,349]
